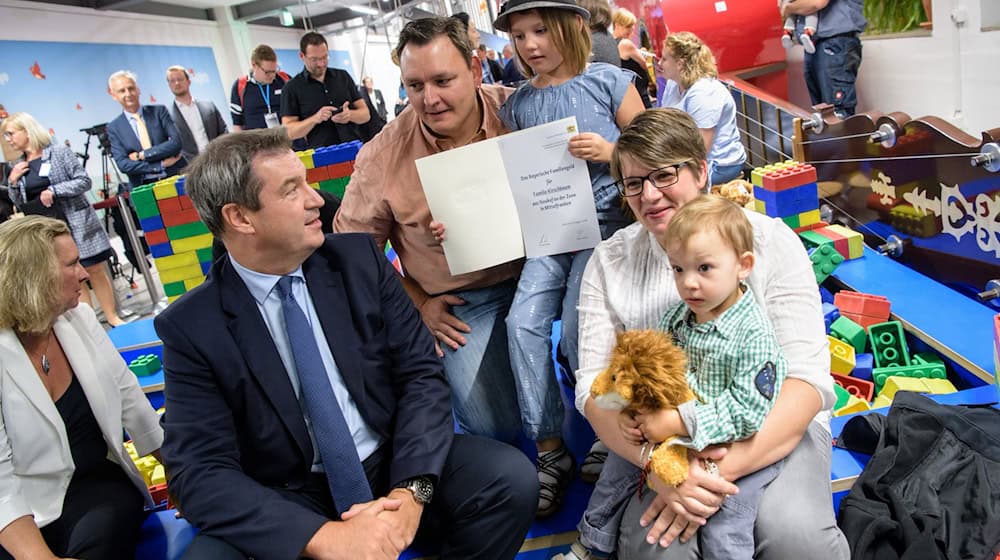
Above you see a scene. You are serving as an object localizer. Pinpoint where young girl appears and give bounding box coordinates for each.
[494,0,644,517]
[658,32,747,186]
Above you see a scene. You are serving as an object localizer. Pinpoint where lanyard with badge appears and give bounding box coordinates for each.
[259,82,280,128]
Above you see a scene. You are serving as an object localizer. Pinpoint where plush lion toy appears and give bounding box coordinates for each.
[591,329,694,487]
[710,178,754,208]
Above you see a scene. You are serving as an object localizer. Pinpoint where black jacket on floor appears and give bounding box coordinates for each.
[837,391,1000,560]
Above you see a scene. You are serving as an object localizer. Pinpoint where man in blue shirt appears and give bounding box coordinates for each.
[783,0,866,118]
[229,44,289,131]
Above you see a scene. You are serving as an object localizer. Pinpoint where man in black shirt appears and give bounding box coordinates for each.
[281,32,370,149]
[230,44,289,131]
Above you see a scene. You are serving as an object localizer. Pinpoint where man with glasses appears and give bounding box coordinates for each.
[281,32,370,149]
[230,45,291,132]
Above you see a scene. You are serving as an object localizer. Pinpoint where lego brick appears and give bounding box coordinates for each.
[841,313,885,330]
[167,294,182,304]
[750,166,766,187]
[912,352,944,367]
[309,182,321,190]
[828,335,856,376]
[832,372,874,401]
[159,263,204,284]
[184,276,205,291]
[880,376,956,400]
[139,215,164,232]
[798,229,834,249]
[170,233,214,254]
[154,251,199,271]
[872,394,893,409]
[889,203,941,238]
[868,321,910,369]
[149,242,173,258]
[297,149,316,169]
[809,245,844,285]
[833,395,871,417]
[811,226,851,260]
[201,260,212,275]
[852,353,874,382]
[178,194,194,210]
[822,302,840,332]
[753,182,818,218]
[166,221,211,240]
[793,220,829,234]
[151,464,166,485]
[311,140,362,167]
[830,316,866,353]
[149,483,169,506]
[145,228,169,246]
[175,177,186,195]
[157,196,182,214]
[153,180,179,200]
[161,208,201,228]
[128,354,161,377]
[826,224,864,259]
[873,361,946,394]
[162,280,187,297]
[325,161,355,179]
[305,166,329,183]
[318,176,350,198]
[833,382,851,410]
[196,246,214,264]
[834,292,891,323]
[131,186,160,219]
[785,209,821,230]
[760,161,818,191]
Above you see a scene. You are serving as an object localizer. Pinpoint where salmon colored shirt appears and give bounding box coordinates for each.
[333,84,522,296]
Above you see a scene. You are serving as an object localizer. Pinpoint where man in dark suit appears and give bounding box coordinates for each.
[155,128,537,560]
[357,76,387,142]
[166,65,228,162]
[106,70,186,190]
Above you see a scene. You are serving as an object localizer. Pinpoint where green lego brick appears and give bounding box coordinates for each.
[873,361,946,394]
[799,229,834,249]
[782,214,800,229]
[166,221,210,240]
[809,245,844,285]
[912,352,944,367]
[128,354,162,377]
[833,382,851,410]
[196,247,214,264]
[162,280,187,297]
[318,176,350,198]
[131,186,161,219]
[830,316,867,354]
[868,321,910,369]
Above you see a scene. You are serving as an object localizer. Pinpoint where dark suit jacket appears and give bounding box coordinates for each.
[155,233,453,560]
[107,104,185,189]
[169,100,228,162]
[487,59,504,84]
[359,87,388,122]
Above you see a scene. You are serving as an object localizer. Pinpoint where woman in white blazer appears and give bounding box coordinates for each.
[0,217,163,560]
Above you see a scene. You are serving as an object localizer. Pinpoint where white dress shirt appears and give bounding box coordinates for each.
[174,99,210,153]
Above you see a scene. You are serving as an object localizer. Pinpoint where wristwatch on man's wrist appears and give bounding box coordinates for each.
[393,476,434,504]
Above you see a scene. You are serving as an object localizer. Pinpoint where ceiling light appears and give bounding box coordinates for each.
[350,5,378,15]
[279,7,295,25]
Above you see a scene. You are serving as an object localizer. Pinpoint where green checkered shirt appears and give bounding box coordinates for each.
[658,286,787,451]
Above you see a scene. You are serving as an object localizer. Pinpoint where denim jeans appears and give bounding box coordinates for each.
[804,34,862,118]
[578,450,644,554]
[440,279,523,443]
[506,250,593,441]
[709,161,745,186]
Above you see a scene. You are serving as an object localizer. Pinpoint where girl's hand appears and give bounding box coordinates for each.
[568,133,613,163]
[429,220,447,243]
[618,410,644,445]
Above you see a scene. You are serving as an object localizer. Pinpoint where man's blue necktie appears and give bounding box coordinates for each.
[275,276,373,514]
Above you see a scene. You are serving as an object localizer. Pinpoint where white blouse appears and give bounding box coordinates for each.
[575,210,834,428]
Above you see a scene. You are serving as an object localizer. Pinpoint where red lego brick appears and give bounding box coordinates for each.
[160,208,201,227]
[325,161,354,179]
[157,196,182,214]
[812,226,851,259]
[177,195,194,210]
[149,482,169,505]
[305,166,329,183]
[793,221,829,233]
[145,228,169,246]
[835,292,891,322]
[760,163,818,192]
[831,372,874,402]
[841,312,885,330]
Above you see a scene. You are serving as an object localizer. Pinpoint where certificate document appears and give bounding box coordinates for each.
[417,117,600,275]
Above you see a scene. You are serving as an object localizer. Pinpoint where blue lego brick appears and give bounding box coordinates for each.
[823,302,841,332]
[852,353,874,382]
[311,140,362,166]
[175,176,186,195]
[820,286,835,304]
[753,182,818,217]
[149,242,174,258]
[201,260,211,275]
[139,215,164,232]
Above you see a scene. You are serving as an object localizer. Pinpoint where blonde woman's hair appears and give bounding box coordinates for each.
[612,7,636,28]
[2,112,52,153]
[611,108,706,182]
[0,216,71,333]
[664,194,754,256]
[663,31,717,90]
[513,8,591,79]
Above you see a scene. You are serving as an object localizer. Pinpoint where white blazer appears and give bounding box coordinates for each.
[0,304,164,531]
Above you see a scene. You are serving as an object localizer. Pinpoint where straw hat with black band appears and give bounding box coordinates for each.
[493,0,591,32]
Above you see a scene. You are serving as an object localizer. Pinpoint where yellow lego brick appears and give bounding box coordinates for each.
[827,224,864,259]
[170,232,214,253]
[153,251,199,272]
[125,441,138,459]
[880,376,930,400]
[872,394,893,409]
[151,465,166,485]
[833,395,871,417]
[153,180,179,200]
[298,149,316,169]
[309,182,320,190]
[920,378,957,394]
[184,276,205,290]
[754,199,766,213]
[797,209,821,228]
[167,294,182,304]
[828,335,856,375]
[159,264,203,284]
